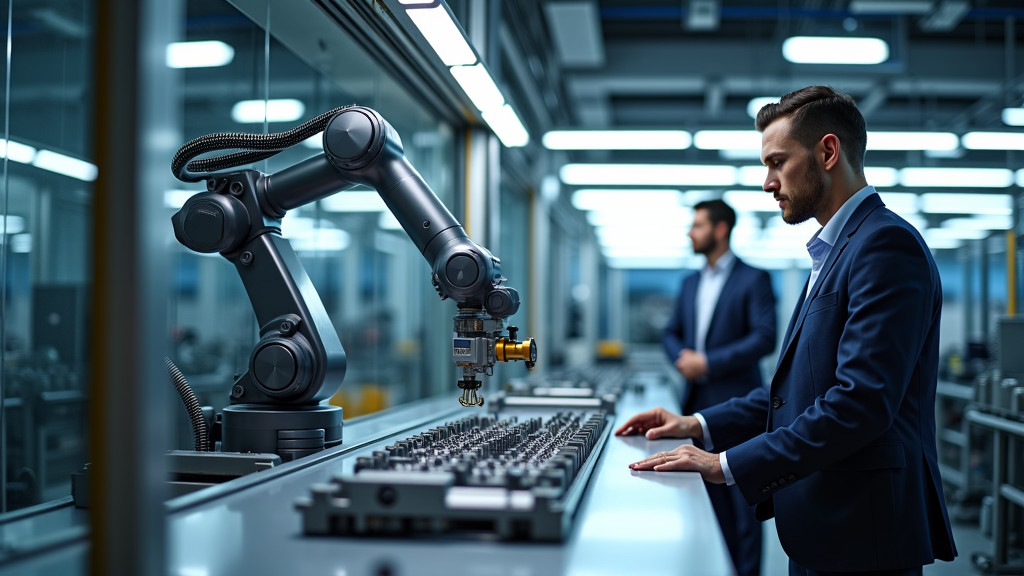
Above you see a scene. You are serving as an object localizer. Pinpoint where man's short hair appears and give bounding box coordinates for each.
[755,85,867,173]
[694,199,736,235]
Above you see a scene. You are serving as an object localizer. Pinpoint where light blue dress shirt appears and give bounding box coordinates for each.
[695,250,736,355]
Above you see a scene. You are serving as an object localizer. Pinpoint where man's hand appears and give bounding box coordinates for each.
[676,349,708,380]
[614,407,700,440]
[629,444,725,484]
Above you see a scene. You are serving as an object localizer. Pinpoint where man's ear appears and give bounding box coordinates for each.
[820,133,841,171]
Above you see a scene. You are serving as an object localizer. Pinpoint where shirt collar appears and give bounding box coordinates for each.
[704,249,736,275]
[814,185,876,248]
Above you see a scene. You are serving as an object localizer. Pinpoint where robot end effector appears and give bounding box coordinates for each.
[428,234,537,407]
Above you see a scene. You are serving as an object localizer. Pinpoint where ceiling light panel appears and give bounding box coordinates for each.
[919,193,1012,215]
[782,36,889,65]
[900,168,1013,188]
[543,130,691,150]
[867,131,958,151]
[560,164,737,186]
[961,132,1024,150]
[405,5,476,66]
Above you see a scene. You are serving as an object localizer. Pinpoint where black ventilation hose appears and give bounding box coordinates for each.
[171,104,355,182]
[165,357,210,452]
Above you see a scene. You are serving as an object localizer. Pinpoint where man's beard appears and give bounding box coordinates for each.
[782,157,826,225]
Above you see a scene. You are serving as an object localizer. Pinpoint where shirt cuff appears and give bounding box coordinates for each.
[693,412,713,450]
[720,452,736,486]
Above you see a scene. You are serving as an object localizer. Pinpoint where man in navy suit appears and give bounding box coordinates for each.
[616,85,957,575]
[660,198,776,576]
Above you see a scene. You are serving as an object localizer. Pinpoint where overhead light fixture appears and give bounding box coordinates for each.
[165,41,234,68]
[901,168,1013,188]
[33,149,98,181]
[878,192,919,215]
[481,104,529,147]
[782,36,889,65]
[864,167,899,187]
[595,226,690,248]
[1001,108,1024,127]
[231,99,305,124]
[320,190,387,212]
[400,1,528,148]
[559,164,737,186]
[449,64,505,112]
[403,3,476,66]
[0,139,37,163]
[571,189,684,211]
[848,1,934,14]
[693,130,761,151]
[961,131,1024,150]
[924,227,988,242]
[747,97,778,119]
[0,215,25,235]
[722,190,779,212]
[867,131,958,151]
[920,193,1012,215]
[941,215,1014,231]
[542,130,691,150]
[585,206,692,227]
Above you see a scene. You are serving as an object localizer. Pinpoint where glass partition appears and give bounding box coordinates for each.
[1,0,461,513]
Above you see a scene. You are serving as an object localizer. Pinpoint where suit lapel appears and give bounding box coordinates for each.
[771,194,885,380]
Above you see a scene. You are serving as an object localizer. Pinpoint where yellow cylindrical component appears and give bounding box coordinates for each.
[495,337,537,367]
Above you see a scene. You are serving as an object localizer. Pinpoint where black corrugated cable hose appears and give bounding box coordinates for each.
[170,104,354,182]
[165,357,210,452]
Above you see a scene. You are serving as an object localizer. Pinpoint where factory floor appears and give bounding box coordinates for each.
[760,509,1002,575]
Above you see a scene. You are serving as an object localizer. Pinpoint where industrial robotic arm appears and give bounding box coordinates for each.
[170,106,535,457]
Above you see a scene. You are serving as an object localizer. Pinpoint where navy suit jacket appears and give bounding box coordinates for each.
[662,257,776,415]
[700,194,957,571]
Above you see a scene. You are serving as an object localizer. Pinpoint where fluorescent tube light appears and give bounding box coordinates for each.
[0,139,36,163]
[585,207,692,227]
[320,190,388,212]
[941,215,1014,231]
[601,245,691,258]
[449,64,505,112]
[11,233,31,253]
[867,131,958,151]
[961,131,1024,150]
[865,167,899,187]
[924,227,988,242]
[481,104,529,147]
[560,164,737,186]
[166,41,234,68]
[878,192,919,215]
[693,130,762,151]
[604,256,692,270]
[1001,107,1024,127]
[900,168,1013,188]
[848,1,934,14]
[920,193,1012,215]
[0,215,25,235]
[571,189,684,211]
[722,190,778,212]
[542,130,691,150]
[737,165,766,187]
[33,149,98,181]
[595,226,690,248]
[164,189,195,209]
[782,36,889,65]
[231,99,305,123]
[747,97,777,119]
[405,5,477,66]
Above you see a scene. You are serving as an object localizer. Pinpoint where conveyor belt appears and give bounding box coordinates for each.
[296,409,612,541]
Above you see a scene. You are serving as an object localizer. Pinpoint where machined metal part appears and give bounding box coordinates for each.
[296,409,612,541]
